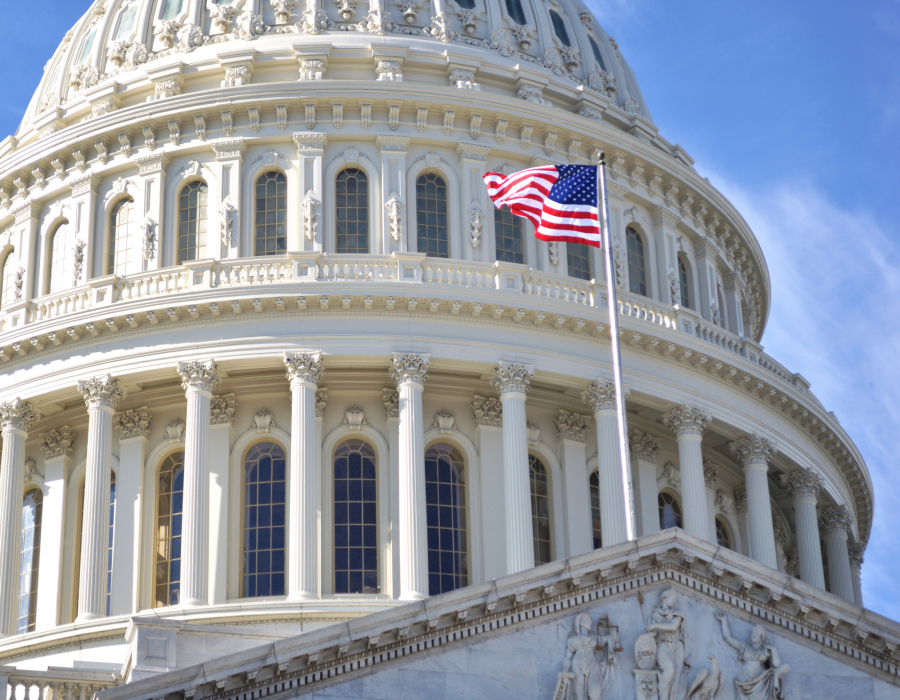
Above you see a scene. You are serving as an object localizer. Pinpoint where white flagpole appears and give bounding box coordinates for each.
[596,153,637,541]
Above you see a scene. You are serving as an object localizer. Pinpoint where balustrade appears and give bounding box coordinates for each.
[522,271,593,305]
[1,668,121,700]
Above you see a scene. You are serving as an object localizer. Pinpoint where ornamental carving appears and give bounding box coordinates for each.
[714,489,732,514]
[166,418,185,444]
[176,359,220,393]
[668,266,681,306]
[658,461,680,488]
[784,550,799,578]
[382,389,399,419]
[556,409,589,443]
[359,8,394,35]
[472,396,502,427]
[714,612,790,700]
[343,406,367,431]
[390,353,430,387]
[77,375,125,410]
[819,505,851,538]
[251,409,277,434]
[730,434,775,467]
[629,430,660,463]
[433,410,456,435]
[588,70,616,96]
[582,380,616,413]
[114,408,152,440]
[300,7,328,34]
[220,198,238,247]
[491,362,534,396]
[556,612,620,700]
[284,352,324,385]
[662,404,711,438]
[772,516,789,548]
[517,84,551,107]
[272,0,298,24]
[375,60,402,81]
[210,394,236,426]
[386,195,402,242]
[703,460,718,488]
[208,3,236,33]
[734,487,748,514]
[315,389,328,418]
[526,422,541,445]
[785,468,821,501]
[233,11,266,41]
[141,216,157,261]
[40,426,75,458]
[490,28,516,57]
[468,201,484,248]
[426,14,457,43]
[848,542,865,569]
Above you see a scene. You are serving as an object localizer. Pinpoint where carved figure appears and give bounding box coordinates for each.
[646,587,688,700]
[687,656,723,700]
[220,199,238,247]
[714,612,789,700]
[560,613,619,700]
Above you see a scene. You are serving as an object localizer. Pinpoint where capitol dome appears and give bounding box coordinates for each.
[0,0,879,694]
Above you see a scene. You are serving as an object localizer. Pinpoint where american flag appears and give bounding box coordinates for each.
[483,165,601,247]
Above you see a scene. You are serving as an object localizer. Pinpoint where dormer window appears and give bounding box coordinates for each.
[550,11,571,46]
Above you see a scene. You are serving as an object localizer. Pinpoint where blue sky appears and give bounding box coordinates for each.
[1,1,899,618]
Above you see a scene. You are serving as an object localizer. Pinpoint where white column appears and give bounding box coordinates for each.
[583,381,628,547]
[383,389,401,599]
[555,410,591,556]
[848,543,864,607]
[390,353,431,599]
[0,400,40,636]
[209,395,236,605]
[704,461,718,543]
[493,362,536,573]
[731,434,778,570]
[176,359,220,606]
[785,468,826,590]
[112,408,152,615]
[76,375,125,620]
[629,431,660,538]
[663,404,712,543]
[284,352,324,601]
[35,427,74,631]
[315,390,326,596]
[820,506,855,603]
[473,397,506,580]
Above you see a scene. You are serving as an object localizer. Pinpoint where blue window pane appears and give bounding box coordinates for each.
[425,445,469,595]
[242,442,287,598]
[334,440,378,593]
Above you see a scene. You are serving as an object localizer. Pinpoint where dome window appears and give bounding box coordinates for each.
[658,491,683,530]
[336,168,369,254]
[529,454,552,565]
[48,220,74,294]
[255,172,288,256]
[416,173,449,258]
[505,0,527,26]
[678,255,691,309]
[0,247,15,310]
[456,0,476,9]
[425,443,468,595]
[114,4,139,41]
[567,241,592,281]
[550,11,571,47]
[107,197,135,276]
[590,472,602,549]
[334,439,379,594]
[76,26,98,65]
[160,0,184,21]
[495,205,524,264]
[177,181,209,264]
[154,452,184,607]
[243,442,287,598]
[626,226,648,296]
[589,36,606,71]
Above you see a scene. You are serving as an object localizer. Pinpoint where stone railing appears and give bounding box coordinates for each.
[0,667,122,700]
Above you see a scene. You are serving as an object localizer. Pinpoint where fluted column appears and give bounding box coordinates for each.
[731,434,777,570]
[76,375,124,620]
[785,468,826,590]
[663,405,712,543]
[493,362,536,573]
[583,381,628,546]
[390,353,431,599]
[629,431,660,538]
[703,461,718,543]
[284,352,324,601]
[820,505,855,602]
[848,542,864,607]
[0,400,40,636]
[176,360,220,606]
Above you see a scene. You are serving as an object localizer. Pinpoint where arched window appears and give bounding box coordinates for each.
[17,489,42,634]
[716,286,727,328]
[177,181,208,263]
[114,4,139,40]
[678,256,691,309]
[243,442,287,597]
[160,0,184,20]
[335,169,369,254]
[494,206,524,264]
[567,242,592,281]
[73,473,116,615]
[550,11,571,46]
[77,26,98,65]
[254,172,287,256]
[0,248,16,309]
[626,226,647,296]
[658,491,682,530]
[505,0,526,25]
[334,439,377,594]
[715,516,732,550]
[155,452,184,607]
[107,197,135,276]
[589,471,601,549]
[589,37,606,71]
[48,221,74,294]
[529,454,552,565]
[424,443,467,595]
[416,173,449,258]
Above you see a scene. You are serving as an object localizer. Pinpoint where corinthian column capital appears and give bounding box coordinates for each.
[629,430,660,463]
[581,380,616,413]
[177,359,220,394]
[77,375,125,410]
[730,433,775,467]
[785,468,822,501]
[390,353,431,387]
[284,351,324,385]
[40,426,76,458]
[491,362,534,396]
[555,409,589,443]
[848,542,865,569]
[210,395,236,426]
[662,404,710,438]
[0,399,41,433]
[819,505,852,538]
[114,407,152,440]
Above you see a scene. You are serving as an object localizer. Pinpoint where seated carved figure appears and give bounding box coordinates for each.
[715,612,790,700]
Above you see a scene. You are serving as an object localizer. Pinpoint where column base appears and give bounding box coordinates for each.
[179,597,209,607]
[399,591,428,601]
[287,591,319,602]
[75,612,104,622]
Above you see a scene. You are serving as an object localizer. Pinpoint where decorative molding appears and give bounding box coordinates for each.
[284,352,324,385]
[77,375,125,410]
[315,389,328,418]
[432,410,456,435]
[382,389,399,419]
[390,353,430,387]
[251,409,277,434]
[582,380,617,413]
[472,395,502,427]
[662,404,711,438]
[819,505,851,538]
[629,430,660,463]
[114,408,152,440]
[730,434,775,467]
[555,409,589,443]
[491,362,534,396]
[734,487,748,515]
[785,468,821,501]
[342,406,367,431]
[176,359,220,394]
[39,426,76,457]
[210,394,236,426]
[165,418,185,444]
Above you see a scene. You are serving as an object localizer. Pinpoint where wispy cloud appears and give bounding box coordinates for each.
[709,171,900,619]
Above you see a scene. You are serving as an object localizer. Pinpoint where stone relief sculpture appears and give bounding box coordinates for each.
[714,613,788,700]
[636,587,688,700]
[686,656,722,700]
[557,612,620,700]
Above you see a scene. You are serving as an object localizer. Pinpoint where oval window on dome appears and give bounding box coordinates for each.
[77,26,97,65]
[589,36,607,71]
[505,0,527,26]
[550,11,571,47]
[114,4,139,41]
[160,0,184,20]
